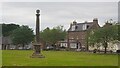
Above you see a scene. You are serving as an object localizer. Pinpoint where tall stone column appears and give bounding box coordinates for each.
[36,10,40,44]
[31,9,45,58]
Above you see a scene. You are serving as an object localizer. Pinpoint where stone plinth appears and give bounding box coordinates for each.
[30,44,45,58]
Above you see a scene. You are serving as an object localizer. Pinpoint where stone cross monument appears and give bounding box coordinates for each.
[31,9,45,58]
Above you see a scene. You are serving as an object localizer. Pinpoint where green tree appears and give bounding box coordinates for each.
[118,24,120,41]
[88,24,118,53]
[40,26,67,47]
[2,23,20,36]
[11,25,34,49]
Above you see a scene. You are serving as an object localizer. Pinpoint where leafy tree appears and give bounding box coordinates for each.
[118,24,120,41]
[88,23,118,53]
[2,23,20,36]
[11,25,34,49]
[40,27,51,44]
[0,24,2,36]
[40,26,67,47]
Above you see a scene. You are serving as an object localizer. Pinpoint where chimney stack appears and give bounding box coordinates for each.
[73,20,77,25]
[93,18,98,24]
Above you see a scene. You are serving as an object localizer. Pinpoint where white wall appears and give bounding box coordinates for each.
[70,43,76,48]
[60,43,67,47]
[60,42,81,49]
[71,25,75,31]
[83,24,87,30]
[89,42,120,52]
[0,45,1,50]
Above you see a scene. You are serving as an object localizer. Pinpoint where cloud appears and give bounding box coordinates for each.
[1,0,119,2]
[1,2,118,31]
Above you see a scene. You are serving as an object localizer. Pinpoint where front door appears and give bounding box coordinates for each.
[76,42,81,49]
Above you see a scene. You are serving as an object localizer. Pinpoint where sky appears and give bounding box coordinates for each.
[0,0,119,2]
[1,2,118,31]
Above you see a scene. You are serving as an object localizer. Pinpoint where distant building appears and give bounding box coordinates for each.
[59,18,100,51]
[0,36,12,50]
[0,36,33,50]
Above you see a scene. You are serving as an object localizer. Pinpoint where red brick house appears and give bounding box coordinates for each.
[59,18,100,51]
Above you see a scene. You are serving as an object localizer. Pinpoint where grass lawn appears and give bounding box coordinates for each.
[1,50,119,66]
[0,50,2,67]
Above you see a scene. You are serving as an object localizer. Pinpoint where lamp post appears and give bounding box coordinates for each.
[30,9,45,58]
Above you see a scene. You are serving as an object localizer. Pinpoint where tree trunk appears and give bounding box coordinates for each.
[15,45,19,50]
[86,37,89,51]
[67,39,70,51]
[22,44,25,50]
[86,44,89,51]
[55,44,59,50]
[104,46,107,54]
[104,42,108,54]
[7,44,10,50]
[4,45,6,50]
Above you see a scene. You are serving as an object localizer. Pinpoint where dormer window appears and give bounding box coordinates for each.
[75,26,78,29]
[71,25,75,31]
[73,20,77,25]
[83,24,87,30]
[87,25,89,29]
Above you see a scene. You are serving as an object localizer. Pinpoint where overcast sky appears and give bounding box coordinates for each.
[1,2,118,31]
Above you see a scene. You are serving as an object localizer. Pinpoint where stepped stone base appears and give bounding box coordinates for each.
[30,53,45,58]
[30,44,45,58]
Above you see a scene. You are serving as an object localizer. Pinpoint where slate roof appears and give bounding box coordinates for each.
[68,22,94,31]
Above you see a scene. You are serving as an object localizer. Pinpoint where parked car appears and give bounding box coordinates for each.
[116,50,120,54]
[44,45,54,50]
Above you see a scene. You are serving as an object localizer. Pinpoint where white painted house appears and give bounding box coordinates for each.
[89,42,120,52]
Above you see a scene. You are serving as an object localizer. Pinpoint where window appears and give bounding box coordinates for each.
[71,25,75,31]
[70,43,77,48]
[87,25,89,29]
[75,26,78,29]
[83,24,87,30]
